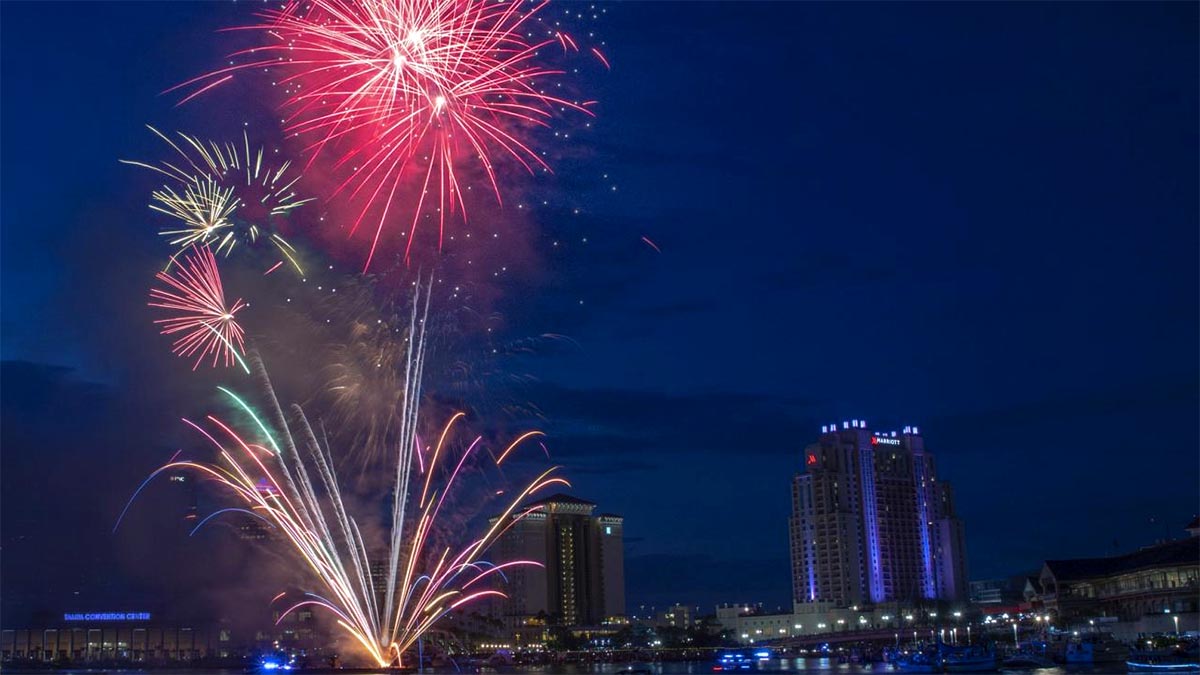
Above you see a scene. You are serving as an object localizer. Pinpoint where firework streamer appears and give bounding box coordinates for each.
[117,364,565,664]
[121,286,566,665]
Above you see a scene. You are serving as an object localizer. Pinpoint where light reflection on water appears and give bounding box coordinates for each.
[514,660,1072,675]
[24,663,1083,675]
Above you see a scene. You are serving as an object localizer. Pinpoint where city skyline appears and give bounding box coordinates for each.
[2,0,1198,625]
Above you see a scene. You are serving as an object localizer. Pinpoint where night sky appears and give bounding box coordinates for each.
[2,1,1197,622]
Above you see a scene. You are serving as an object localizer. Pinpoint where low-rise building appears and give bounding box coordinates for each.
[1038,532,1199,622]
[1,618,224,664]
[714,601,952,644]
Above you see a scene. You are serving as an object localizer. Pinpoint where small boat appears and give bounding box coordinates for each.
[1126,661,1200,673]
[1128,640,1200,672]
[713,650,753,672]
[892,647,941,673]
[1066,633,1131,664]
[940,644,997,673]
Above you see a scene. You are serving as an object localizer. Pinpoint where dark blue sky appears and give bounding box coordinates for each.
[2,1,1197,618]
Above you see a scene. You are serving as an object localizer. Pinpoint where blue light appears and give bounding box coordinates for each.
[64,612,151,622]
[859,446,884,602]
[913,457,937,599]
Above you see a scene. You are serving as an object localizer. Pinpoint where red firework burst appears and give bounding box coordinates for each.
[174,0,593,269]
[149,245,247,370]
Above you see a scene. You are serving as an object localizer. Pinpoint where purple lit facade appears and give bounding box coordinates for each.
[858,446,885,602]
[912,452,937,599]
[788,421,968,608]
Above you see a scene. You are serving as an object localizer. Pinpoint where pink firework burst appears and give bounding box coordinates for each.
[149,245,247,370]
[175,0,593,269]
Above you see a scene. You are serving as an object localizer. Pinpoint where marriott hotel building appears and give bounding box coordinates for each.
[790,420,968,608]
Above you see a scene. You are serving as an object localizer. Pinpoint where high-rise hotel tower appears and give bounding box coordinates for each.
[790,420,967,607]
[489,494,625,627]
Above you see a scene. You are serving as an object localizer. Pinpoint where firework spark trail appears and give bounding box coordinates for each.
[123,126,313,273]
[121,286,567,665]
[118,372,564,665]
[149,244,248,370]
[172,0,594,268]
[383,280,430,644]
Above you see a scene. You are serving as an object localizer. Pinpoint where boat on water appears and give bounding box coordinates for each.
[939,643,997,673]
[998,638,1055,670]
[1127,638,1200,673]
[1066,632,1131,664]
[1126,661,1200,673]
[712,648,779,672]
[891,646,942,673]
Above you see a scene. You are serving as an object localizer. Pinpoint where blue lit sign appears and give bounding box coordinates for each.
[64,612,152,622]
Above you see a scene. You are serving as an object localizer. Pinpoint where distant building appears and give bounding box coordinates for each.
[1037,533,1199,622]
[713,601,925,644]
[653,604,695,629]
[790,420,968,607]
[1,614,226,664]
[489,494,625,628]
[969,573,1036,608]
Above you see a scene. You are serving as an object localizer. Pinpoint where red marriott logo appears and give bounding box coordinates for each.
[871,436,901,446]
